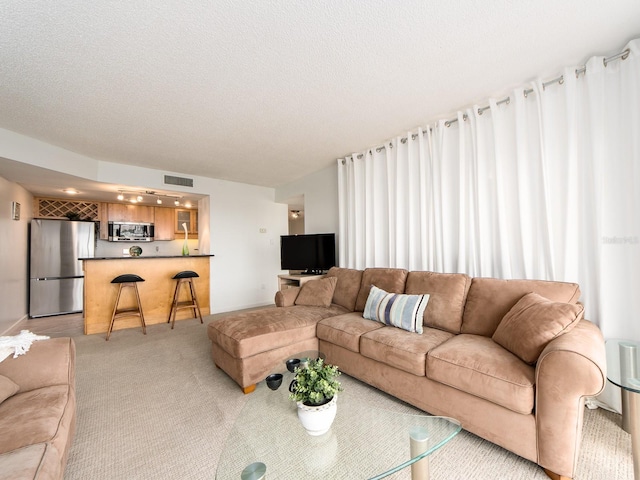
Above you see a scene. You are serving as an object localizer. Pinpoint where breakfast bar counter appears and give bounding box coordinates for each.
[81,255,213,335]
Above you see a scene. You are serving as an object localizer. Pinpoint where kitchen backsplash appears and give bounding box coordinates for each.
[95,238,199,257]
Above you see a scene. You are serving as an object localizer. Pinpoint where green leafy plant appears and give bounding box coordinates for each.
[289,357,342,406]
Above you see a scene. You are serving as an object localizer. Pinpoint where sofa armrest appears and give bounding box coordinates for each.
[0,337,75,393]
[274,287,301,307]
[534,319,606,478]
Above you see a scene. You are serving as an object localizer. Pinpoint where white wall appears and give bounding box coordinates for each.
[275,164,339,235]
[0,129,99,180]
[208,178,287,311]
[0,176,33,333]
[0,128,289,320]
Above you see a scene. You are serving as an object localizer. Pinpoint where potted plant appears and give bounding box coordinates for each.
[289,357,342,436]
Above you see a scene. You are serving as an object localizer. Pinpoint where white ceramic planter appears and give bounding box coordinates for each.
[297,396,337,436]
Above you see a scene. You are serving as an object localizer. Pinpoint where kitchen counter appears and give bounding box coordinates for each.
[81,255,213,335]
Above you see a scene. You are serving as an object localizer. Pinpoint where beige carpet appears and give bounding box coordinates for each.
[65,318,633,479]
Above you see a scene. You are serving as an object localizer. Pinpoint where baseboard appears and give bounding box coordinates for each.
[1,314,29,335]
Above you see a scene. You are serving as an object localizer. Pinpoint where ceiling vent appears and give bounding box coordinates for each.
[164,175,194,188]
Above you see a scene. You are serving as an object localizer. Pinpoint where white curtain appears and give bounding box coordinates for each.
[337,38,640,344]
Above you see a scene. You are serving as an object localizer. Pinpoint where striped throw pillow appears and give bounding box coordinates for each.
[363,285,430,334]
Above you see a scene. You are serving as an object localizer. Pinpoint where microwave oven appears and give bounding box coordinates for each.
[108,222,154,242]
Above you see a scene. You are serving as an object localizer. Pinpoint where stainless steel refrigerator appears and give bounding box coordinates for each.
[29,219,95,318]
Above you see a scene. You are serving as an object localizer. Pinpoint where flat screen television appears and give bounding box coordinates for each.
[280,233,336,274]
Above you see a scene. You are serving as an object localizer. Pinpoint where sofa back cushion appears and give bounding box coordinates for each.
[354,268,409,312]
[461,277,581,337]
[405,271,472,334]
[492,292,585,364]
[326,267,363,311]
[295,276,338,307]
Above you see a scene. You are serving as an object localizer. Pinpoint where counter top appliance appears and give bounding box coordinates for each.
[29,219,95,318]
[108,221,154,242]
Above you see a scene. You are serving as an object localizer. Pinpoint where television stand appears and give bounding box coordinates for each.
[277,273,325,291]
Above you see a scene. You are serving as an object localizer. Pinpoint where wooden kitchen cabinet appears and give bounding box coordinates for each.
[175,208,198,238]
[98,202,109,239]
[153,207,175,241]
[107,203,155,223]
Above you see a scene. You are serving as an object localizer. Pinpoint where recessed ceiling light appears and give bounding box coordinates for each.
[63,188,78,195]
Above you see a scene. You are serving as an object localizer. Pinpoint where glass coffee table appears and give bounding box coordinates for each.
[216,351,461,479]
[605,339,640,479]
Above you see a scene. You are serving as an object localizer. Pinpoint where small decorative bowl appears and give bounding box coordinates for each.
[286,358,300,373]
[129,246,143,257]
[265,373,283,390]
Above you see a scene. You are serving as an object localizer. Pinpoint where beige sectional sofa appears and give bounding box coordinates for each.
[207,267,606,480]
[0,337,76,480]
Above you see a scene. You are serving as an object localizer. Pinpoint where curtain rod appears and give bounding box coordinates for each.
[341,46,632,161]
[448,47,630,126]
[522,48,630,101]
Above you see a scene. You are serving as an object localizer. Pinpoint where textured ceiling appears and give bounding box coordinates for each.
[2,1,640,189]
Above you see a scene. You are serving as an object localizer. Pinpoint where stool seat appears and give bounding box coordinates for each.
[111,274,145,283]
[172,270,199,279]
[106,273,146,341]
[168,270,203,328]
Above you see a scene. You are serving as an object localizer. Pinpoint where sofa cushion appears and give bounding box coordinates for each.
[461,278,581,337]
[295,276,338,307]
[0,443,63,480]
[492,292,585,364]
[208,305,348,358]
[0,337,76,393]
[361,326,454,376]
[363,285,429,334]
[405,271,472,334]
[354,268,409,312]
[427,334,535,414]
[0,385,73,453]
[326,267,363,311]
[274,286,301,307]
[316,312,384,353]
[0,374,19,404]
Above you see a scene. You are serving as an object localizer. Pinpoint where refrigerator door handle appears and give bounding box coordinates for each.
[33,276,83,281]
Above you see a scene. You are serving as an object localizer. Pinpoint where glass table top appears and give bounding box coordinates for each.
[216,352,461,479]
[605,338,640,393]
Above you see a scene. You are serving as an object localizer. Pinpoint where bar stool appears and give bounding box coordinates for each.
[106,274,146,341]
[167,270,203,329]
